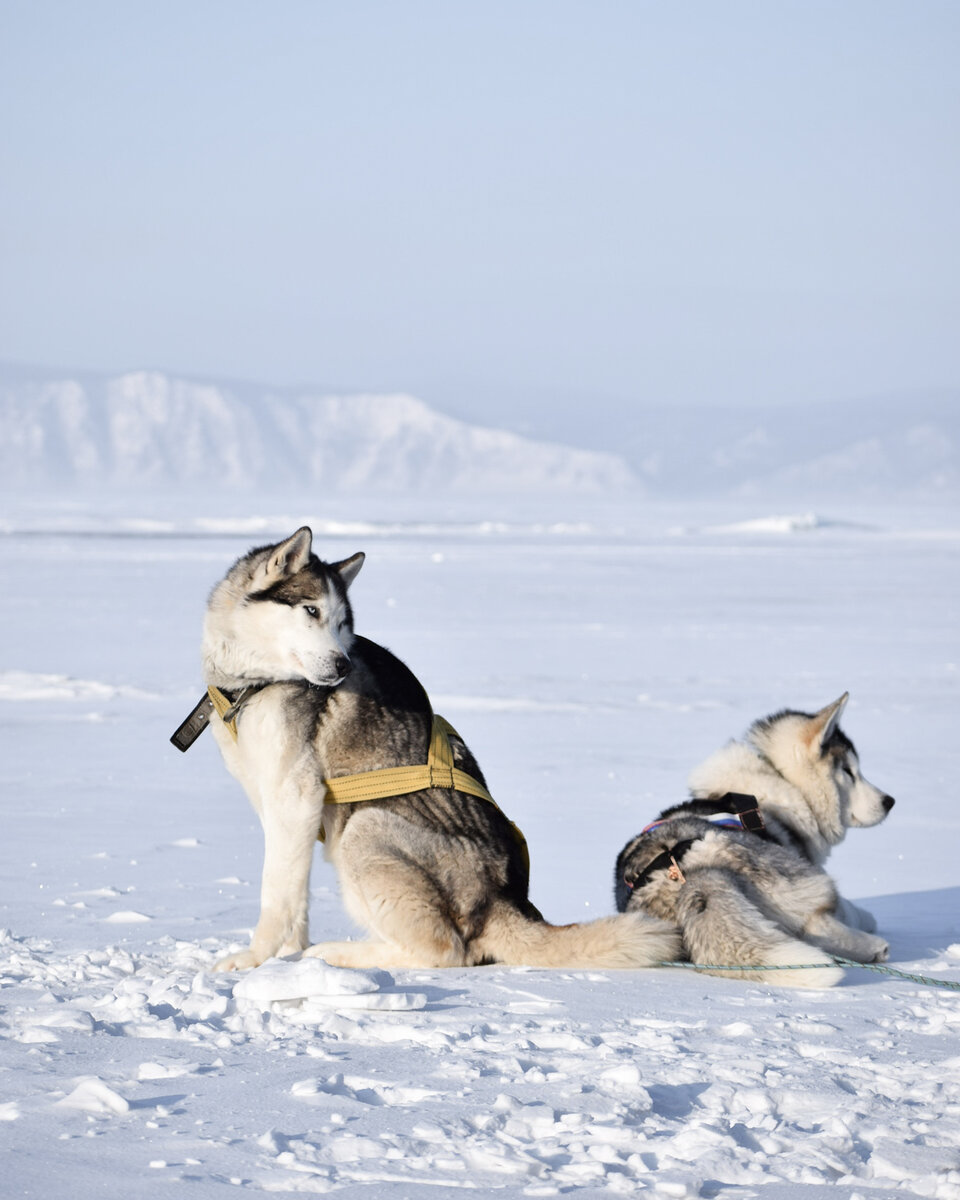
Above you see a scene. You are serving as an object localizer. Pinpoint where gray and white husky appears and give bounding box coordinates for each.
[614,695,895,987]
[196,527,679,973]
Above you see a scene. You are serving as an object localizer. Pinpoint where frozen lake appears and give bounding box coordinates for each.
[1,495,959,1197]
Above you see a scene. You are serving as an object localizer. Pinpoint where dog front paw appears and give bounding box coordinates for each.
[213,948,264,973]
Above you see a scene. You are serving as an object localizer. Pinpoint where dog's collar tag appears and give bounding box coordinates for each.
[170,683,268,750]
[170,693,214,752]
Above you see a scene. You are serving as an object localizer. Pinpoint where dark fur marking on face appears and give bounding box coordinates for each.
[247,558,354,628]
[247,584,300,606]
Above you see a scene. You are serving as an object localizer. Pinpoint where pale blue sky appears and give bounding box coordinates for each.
[1,1,958,432]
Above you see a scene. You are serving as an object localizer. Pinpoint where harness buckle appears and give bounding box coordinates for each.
[739,807,765,833]
[722,792,765,833]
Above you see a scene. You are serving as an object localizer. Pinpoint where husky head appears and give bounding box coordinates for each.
[747,693,895,844]
[203,527,365,689]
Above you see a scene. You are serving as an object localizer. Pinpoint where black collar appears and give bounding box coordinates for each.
[170,682,271,753]
[684,792,766,833]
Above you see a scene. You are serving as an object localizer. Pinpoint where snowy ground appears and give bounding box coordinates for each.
[1,493,959,1198]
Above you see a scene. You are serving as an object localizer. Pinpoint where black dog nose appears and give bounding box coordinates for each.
[333,655,351,679]
[882,794,895,813]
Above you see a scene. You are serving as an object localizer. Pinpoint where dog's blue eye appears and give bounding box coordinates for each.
[304,605,318,618]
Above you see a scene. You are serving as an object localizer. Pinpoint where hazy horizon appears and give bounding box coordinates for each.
[2,2,958,433]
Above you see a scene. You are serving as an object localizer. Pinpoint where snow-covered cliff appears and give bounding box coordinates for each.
[0,369,634,493]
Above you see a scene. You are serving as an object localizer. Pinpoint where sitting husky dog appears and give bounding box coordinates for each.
[614,696,894,987]
[196,527,678,973]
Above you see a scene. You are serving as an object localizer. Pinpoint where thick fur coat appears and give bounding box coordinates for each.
[202,528,679,972]
[614,696,895,987]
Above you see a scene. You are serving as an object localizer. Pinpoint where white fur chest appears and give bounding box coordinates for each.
[209,689,317,819]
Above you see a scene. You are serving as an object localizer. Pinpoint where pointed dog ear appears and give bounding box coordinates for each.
[333,551,365,590]
[805,692,849,752]
[265,527,313,582]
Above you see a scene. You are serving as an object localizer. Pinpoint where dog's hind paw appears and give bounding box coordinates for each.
[214,948,263,973]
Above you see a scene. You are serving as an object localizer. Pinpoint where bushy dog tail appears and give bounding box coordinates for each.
[474,902,680,970]
[675,870,845,989]
[755,939,846,989]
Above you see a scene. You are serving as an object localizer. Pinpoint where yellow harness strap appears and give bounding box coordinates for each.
[323,715,494,805]
[324,715,529,871]
[208,685,240,742]
[208,691,528,870]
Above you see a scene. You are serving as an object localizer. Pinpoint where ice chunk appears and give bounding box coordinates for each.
[233,958,385,1003]
[55,1077,130,1115]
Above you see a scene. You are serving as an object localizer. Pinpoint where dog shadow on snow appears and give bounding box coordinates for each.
[855,885,960,981]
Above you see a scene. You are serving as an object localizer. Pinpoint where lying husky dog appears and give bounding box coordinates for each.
[614,696,894,987]
[187,527,678,973]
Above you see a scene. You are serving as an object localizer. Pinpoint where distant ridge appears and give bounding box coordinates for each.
[616,392,959,498]
[0,368,634,493]
[1,366,957,498]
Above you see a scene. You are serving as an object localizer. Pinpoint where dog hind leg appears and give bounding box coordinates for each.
[803,910,889,962]
[753,872,889,962]
[676,869,845,988]
[311,849,471,969]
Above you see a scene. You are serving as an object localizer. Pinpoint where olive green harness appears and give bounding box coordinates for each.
[197,684,528,866]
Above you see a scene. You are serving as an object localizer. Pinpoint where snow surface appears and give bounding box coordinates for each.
[1,492,959,1198]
